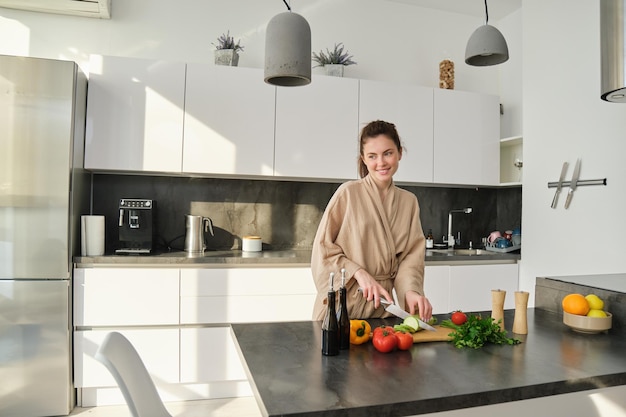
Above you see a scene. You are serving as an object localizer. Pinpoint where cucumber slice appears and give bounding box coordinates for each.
[402,316,420,332]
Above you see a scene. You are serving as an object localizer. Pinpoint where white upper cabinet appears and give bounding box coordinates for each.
[183,65,276,176]
[359,80,434,183]
[85,55,186,173]
[274,75,359,180]
[433,89,500,186]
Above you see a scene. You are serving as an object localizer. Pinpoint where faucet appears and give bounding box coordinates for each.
[448,207,473,248]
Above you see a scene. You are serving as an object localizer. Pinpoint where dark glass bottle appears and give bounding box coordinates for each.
[321,272,339,356]
[337,268,350,350]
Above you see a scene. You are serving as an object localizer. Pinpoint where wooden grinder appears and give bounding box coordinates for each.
[491,289,506,332]
[513,291,530,334]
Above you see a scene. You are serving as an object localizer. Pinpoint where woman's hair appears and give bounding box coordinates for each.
[357,120,403,178]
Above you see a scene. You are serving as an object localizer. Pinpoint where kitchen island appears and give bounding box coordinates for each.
[231,309,626,417]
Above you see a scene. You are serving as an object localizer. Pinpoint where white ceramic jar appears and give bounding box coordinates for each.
[242,236,262,252]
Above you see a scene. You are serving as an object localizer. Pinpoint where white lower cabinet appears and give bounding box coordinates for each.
[180,327,247,383]
[74,328,180,388]
[179,267,317,324]
[73,266,315,406]
[424,263,519,314]
[424,265,450,315]
[73,268,180,326]
[448,263,519,312]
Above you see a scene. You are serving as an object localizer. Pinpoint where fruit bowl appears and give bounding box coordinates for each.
[563,311,612,334]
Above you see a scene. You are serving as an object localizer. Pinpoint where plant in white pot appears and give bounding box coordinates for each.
[312,43,356,77]
[212,31,244,66]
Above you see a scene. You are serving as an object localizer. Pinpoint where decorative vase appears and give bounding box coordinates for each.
[324,64,344,77]
[439,59,454,89]
[215,49,239,67]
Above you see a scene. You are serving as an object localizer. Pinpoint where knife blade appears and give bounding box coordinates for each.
[564,158,581,209]
[551,161,569,209]
[380,298,436,332]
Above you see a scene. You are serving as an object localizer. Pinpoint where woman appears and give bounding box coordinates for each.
[311,120,432,321]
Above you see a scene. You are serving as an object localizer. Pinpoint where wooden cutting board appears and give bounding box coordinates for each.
[412,325,454,343]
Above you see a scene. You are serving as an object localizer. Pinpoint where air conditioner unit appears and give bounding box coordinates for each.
[0,0,111,19]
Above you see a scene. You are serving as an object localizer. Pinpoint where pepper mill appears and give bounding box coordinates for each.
[513,291,530,334]
[491,289,506,332]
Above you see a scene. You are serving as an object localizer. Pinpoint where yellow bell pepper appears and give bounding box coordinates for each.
[350,319,371,345]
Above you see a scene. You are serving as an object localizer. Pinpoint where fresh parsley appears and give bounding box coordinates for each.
[441,314,521,349]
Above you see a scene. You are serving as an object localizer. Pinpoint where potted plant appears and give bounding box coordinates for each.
[312,43,357,77]
[212,31,244,67]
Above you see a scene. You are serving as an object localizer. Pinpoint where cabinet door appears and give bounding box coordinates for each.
[74,329,179,388]
[359,80,434,183]
[433,89,500,185]
[424,265,450,314]
[275,75,359,180]
[183,65,276,176]
[180,327,247,384]
[180,267,316,324]
[448,264,518,312]
[85,55,185,173]
[74,268,180,326]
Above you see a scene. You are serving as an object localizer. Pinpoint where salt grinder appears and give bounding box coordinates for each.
[512,291,529,334]
[491,289,506,332]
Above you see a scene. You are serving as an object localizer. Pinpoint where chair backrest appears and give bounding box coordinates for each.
[95,332,172,417]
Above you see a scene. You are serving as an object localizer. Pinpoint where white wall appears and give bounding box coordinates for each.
[520,0,626,304]
[0,0,509,95]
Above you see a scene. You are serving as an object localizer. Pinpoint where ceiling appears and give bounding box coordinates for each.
[385,0,522,20]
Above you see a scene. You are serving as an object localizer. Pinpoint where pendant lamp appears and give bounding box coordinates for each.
[264,0,311,86]
[465,0,509,66]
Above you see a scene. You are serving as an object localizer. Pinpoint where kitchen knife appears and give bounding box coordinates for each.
[564,158,581,209]
[380,298,436,332]
[551,161,569,209]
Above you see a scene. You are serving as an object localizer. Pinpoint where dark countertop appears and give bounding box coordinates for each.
[74,248,520,268]
[231,309,626,417]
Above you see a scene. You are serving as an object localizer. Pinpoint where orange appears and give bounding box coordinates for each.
[562,293,590,316]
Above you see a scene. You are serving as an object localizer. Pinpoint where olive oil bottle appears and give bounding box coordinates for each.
[321,272,339,356]
[337,268,350,350]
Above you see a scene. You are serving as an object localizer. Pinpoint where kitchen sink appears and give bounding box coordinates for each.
[428,248,491,256]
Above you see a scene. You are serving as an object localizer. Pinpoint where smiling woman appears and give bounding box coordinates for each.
[310,120,433,322]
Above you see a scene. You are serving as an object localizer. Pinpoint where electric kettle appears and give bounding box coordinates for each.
[184,215,214,253]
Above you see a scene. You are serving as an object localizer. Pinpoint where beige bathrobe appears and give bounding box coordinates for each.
[311,175,426,320]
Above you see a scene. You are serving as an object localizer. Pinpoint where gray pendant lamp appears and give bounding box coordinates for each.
[465,0,509,66]
[264,0,311,86]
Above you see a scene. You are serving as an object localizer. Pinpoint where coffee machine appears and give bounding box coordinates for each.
[115,198,155,254]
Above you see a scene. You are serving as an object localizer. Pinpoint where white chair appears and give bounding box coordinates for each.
[95,331,172,417]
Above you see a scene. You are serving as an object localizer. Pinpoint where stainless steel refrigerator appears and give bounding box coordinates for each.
[0,55,89,416]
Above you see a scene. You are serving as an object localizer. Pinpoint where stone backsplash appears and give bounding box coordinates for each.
[91,174,521,253]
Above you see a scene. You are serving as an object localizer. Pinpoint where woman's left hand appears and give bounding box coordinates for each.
[405,291,432,321]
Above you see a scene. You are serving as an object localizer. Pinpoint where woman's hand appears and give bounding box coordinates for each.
[405,290,433,321]
[353,268,393,309]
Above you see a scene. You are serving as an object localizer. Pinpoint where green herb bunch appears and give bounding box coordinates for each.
[312,43,357,67]
[212,31,244,52]
[441,314,521,349]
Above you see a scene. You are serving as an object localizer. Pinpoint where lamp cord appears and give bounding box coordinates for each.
[282,0,291,11]
[484,0,489,24]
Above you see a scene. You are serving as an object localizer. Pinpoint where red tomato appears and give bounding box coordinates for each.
[451,311,467,325]
[372,327,397,353]
[372,325,395,337]
[395,331,413,351]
